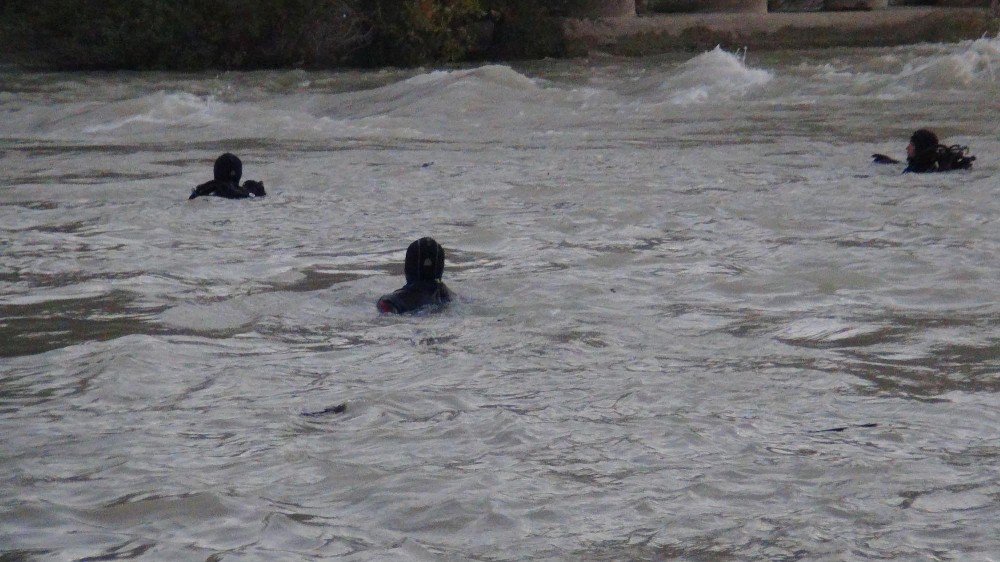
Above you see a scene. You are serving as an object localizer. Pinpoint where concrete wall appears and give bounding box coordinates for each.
[646,0,769,12]
[564,5,996,55]
[934,0,990,6]
[768,0,990,10]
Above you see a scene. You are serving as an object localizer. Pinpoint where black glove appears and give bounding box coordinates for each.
[242,180,266,197]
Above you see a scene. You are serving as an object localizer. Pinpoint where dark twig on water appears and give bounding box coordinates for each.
[808,422,878,433]
[303,403,347,417]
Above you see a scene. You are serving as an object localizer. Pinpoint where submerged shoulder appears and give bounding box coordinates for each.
[438,282,452,303]
[378,281,451,315]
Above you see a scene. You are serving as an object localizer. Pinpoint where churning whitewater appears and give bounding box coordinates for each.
[1,37,998,560]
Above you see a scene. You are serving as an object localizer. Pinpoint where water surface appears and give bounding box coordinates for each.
[1,39,999,560]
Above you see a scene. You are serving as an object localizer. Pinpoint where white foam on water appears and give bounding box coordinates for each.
[657,46,774,104]
[784,36,1000,100]
[775,317,889,347]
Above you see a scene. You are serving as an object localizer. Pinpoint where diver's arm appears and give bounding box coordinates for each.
[872,153,900,165]
[189,179,217,199]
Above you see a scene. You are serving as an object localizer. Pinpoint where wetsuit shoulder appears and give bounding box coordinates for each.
[217,182,251,199]
[904,160,936,174]
[192,180,252,199]
[377,281,450,314]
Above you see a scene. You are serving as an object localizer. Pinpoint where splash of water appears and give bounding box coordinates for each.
[659,46,773,104]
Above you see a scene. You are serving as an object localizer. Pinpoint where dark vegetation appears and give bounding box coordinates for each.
[0,0,587,70]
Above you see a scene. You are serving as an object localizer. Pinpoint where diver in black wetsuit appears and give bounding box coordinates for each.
[189,153,267,199]
[872,129,975,173]
[377,237,452,314]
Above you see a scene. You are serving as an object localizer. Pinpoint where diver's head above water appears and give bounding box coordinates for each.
[907,128,938,159]
[377,237,451,314]
[190,153,266,200]
[213,153,243,184]
[404,237,446,284]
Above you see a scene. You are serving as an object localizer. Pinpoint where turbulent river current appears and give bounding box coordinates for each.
[1,38,999,560]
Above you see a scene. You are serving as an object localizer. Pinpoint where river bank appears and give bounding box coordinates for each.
[564,7,998,55]
[0,3,995,70]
